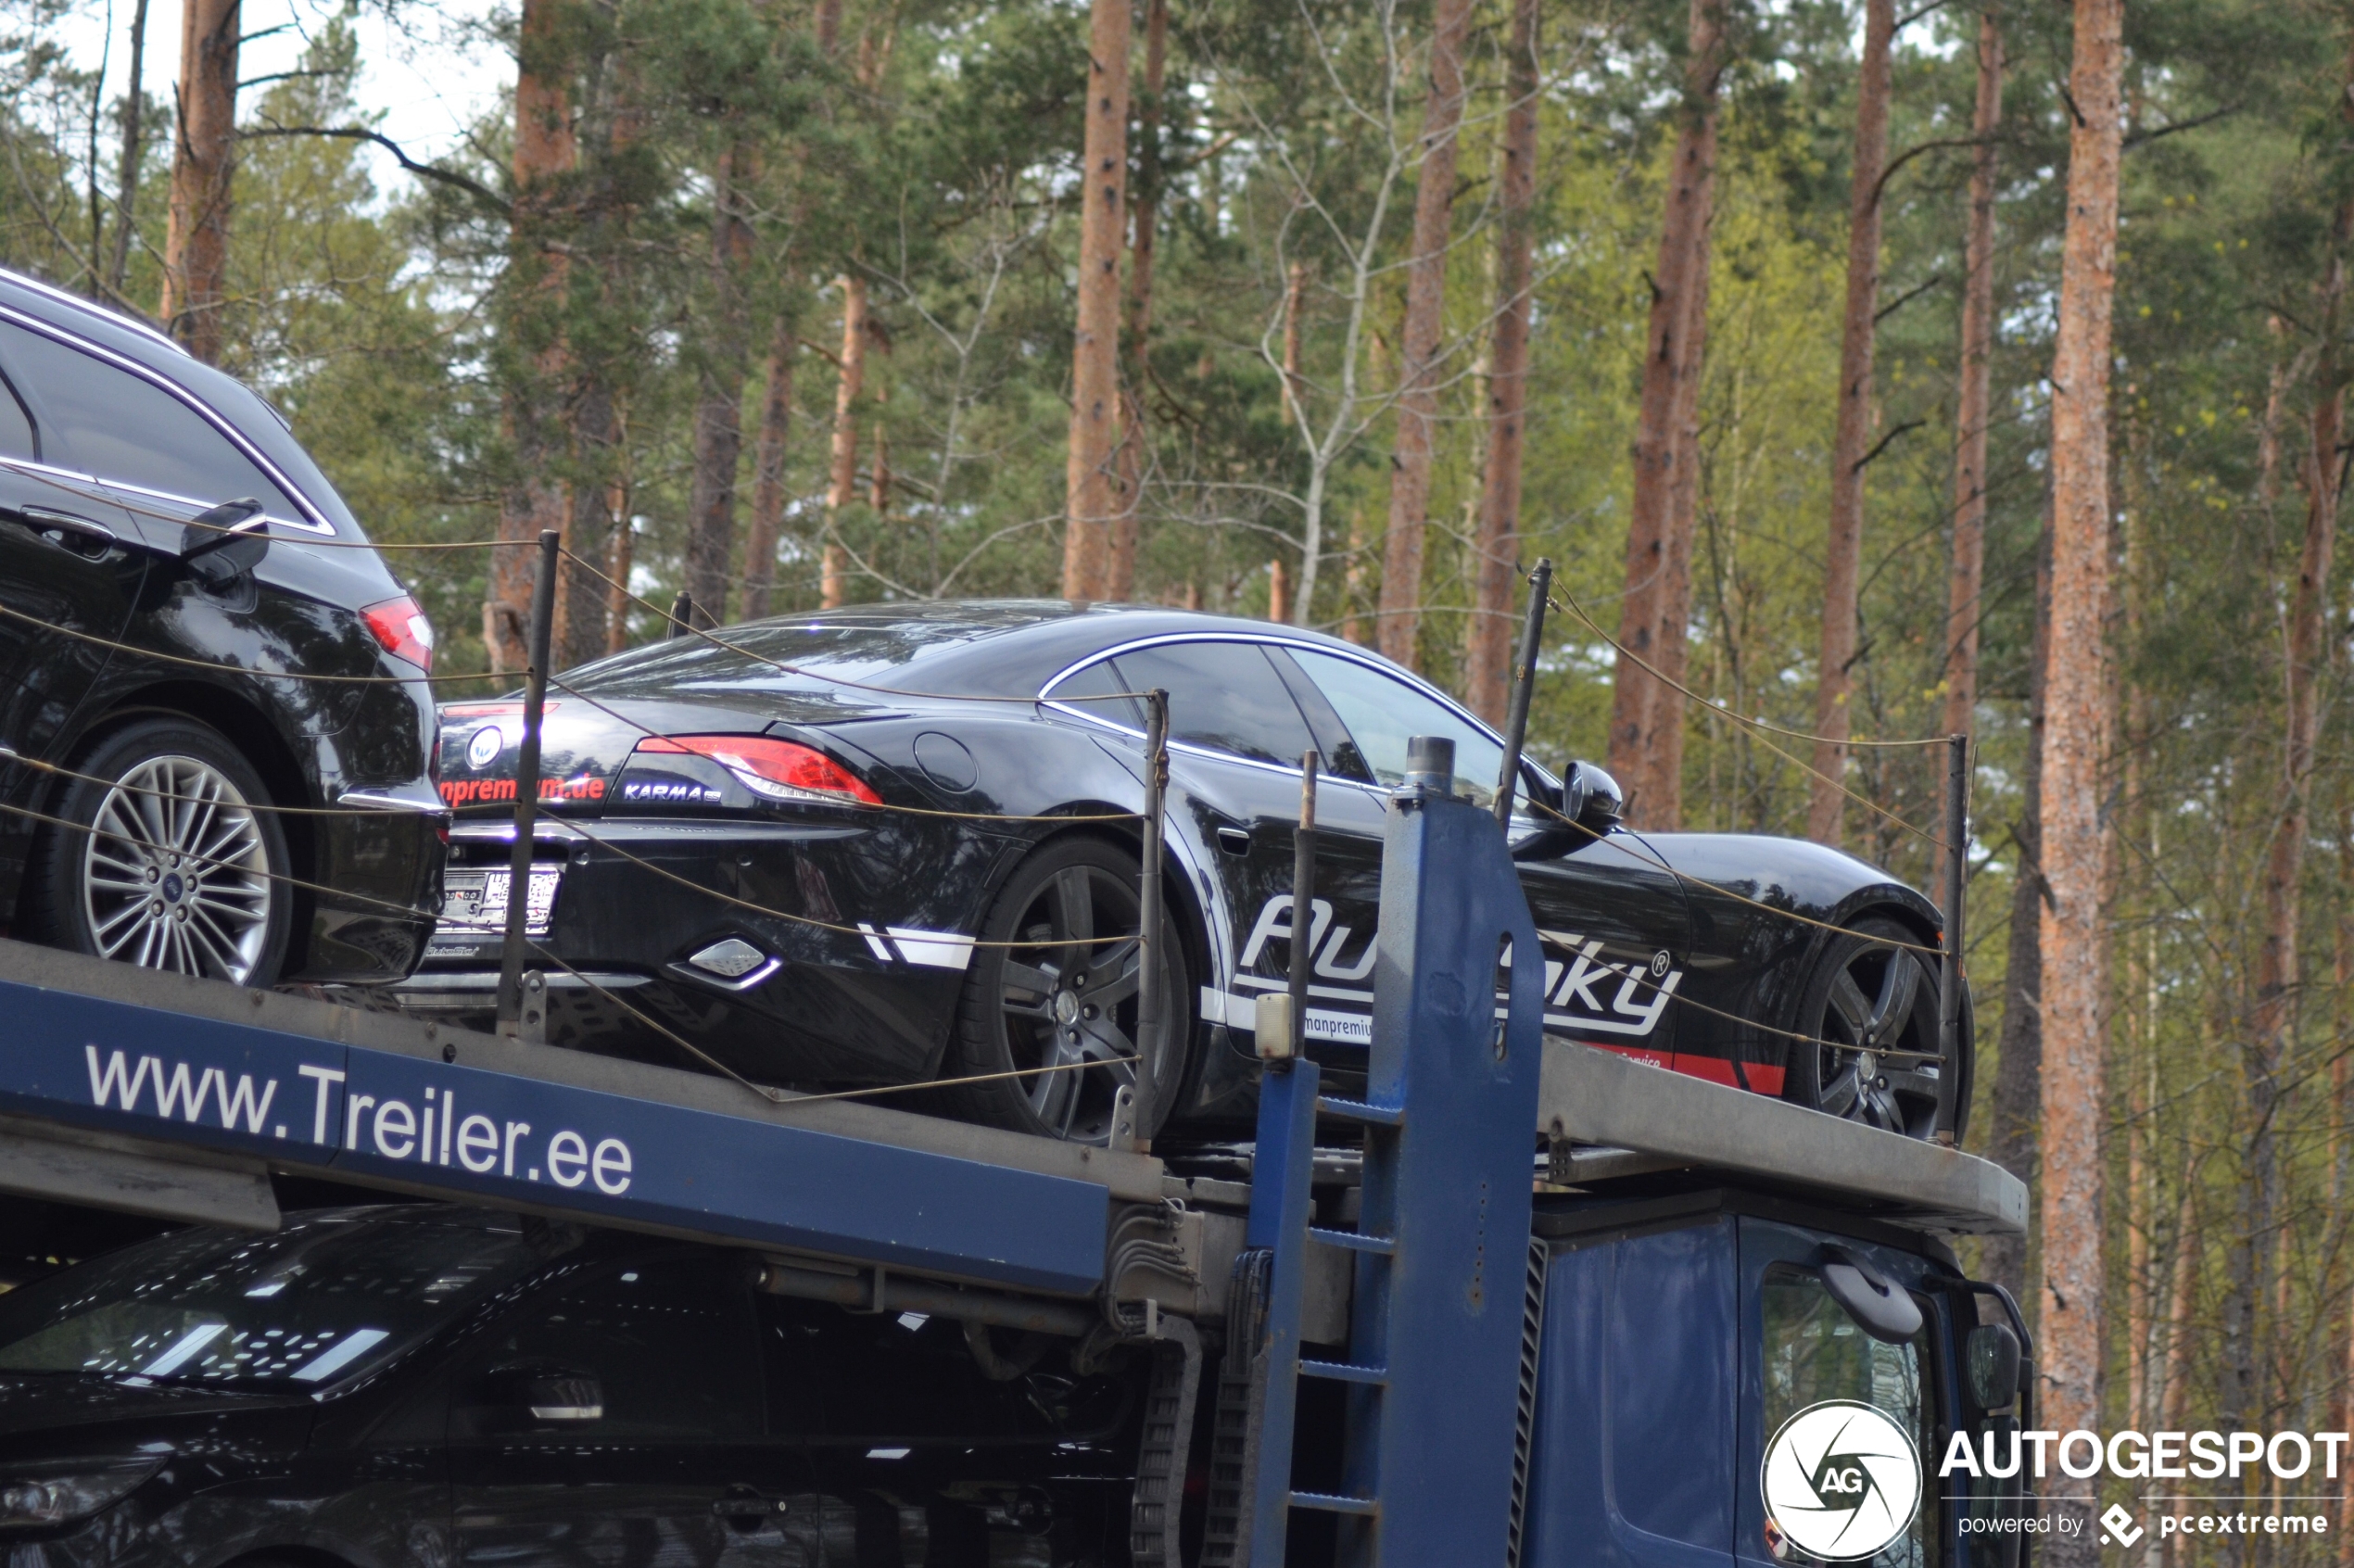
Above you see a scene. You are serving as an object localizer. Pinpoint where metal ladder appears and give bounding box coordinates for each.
[1200,787,1548,1567]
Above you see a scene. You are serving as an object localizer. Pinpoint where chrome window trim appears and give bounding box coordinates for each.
[0,303,335,536]
[0,267,184,355]
[1036,630,1549,796]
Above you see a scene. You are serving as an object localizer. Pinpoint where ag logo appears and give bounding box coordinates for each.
[1760,1400,1920,1562]
[465,725,505,769]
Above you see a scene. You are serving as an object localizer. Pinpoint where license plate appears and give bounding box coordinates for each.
[434,865,562,942]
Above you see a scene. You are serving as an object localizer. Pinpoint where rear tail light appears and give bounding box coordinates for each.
[363,596,436,672]
[635,735,881,806]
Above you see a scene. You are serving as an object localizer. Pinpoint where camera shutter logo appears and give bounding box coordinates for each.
[1760,1399,1921,1561]
[466,725,505,769]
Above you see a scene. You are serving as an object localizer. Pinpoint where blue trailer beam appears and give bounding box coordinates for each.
[0,946,1128,1296]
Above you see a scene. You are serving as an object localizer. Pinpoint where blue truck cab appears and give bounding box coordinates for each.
[1524,1192,2029,1568]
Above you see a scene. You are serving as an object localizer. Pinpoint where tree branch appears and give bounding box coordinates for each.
[1852,418,1926,474]
[240,119,510,214]
[2124,104,2238,151]
[1875,272,1944,324]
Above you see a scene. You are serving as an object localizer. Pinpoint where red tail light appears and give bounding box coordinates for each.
[635,735,881,806]
[363,596,436,672]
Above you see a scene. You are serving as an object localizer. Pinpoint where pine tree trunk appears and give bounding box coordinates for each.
[1061,0,1133,602]
[1605,0,1725,818]
[487,0,578,675]
[1108,0,1167,606]
[605,499,634,655]
[683,141,756,628]
[1805,0,1895,846]
[821,277,867,610]
[2244,110,2352,1445]
[1940,7,2003,893]
[740,0,841,621]
[106,0,150,297]
[741,318,795,619]
[1978,516,2048,1298]
[158,0,240,360]
[1375,0,1476,672]
[1463,0,1541,725]
[1643,221,1713,829]
[557,383,621,669]
[2037,1,2126,1555]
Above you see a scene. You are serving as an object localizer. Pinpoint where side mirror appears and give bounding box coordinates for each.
[479,1361,604,1425]
[1966,1322,2022,1410]
[1818,1246,1922,1344]
[1567,761,1624,833]
[180,498,268,584]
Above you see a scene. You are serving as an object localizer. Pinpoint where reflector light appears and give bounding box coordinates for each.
[362,596,436,671]
[635,735,881,806]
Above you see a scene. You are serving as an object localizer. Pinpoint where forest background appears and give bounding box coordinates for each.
[3,0,2351,1554]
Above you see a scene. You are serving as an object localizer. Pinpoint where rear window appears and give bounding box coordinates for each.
[563,612,1046,702]
[0,1208,548,1391]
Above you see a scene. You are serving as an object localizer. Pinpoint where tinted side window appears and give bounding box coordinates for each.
[1110,640,1316,766]
[1046,656,1143,730]
[1291,648,1505,805]
[0,373,32,461]
[0,322,300,517]
[467,1252,760,1439]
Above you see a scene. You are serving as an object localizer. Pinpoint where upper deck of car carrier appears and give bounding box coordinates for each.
[0,785,2025,1568]
[0,904,2020,1311]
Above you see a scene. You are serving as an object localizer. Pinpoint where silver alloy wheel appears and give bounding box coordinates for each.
[81,754,275,982]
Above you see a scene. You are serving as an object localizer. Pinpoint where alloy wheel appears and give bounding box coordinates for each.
[1807,941,1942,1138]
[994,863,1162,1143]
[81,754,276,982]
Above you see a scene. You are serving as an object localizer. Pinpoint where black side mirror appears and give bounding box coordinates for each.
[1966,1322,2022,1410]
[180,498,268,585]
[478,1361,604,1426]
[1818,1246,1923,1344]
[1567,761,1624,833]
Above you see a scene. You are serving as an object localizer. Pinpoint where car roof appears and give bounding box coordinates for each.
[564,600,1419,703]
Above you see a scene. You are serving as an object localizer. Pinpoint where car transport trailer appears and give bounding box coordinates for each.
[0,782,2027,1568]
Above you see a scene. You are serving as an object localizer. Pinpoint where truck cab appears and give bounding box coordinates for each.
[1523,1190,2029,1568]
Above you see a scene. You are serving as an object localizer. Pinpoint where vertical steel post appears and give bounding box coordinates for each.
[1493,559,1552,828]
[1132,690,1169,1147]
[668,590,694,639]
[1290,752,1319,1048]
[496,529,562,1036]
[1934,732,1968,1144]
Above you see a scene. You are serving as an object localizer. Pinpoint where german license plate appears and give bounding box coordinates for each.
[434,865,562,942]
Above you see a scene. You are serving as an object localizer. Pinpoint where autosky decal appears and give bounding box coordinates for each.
[1228,894,1682,1042]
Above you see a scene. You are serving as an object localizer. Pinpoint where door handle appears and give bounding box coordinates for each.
[3,505,116,550]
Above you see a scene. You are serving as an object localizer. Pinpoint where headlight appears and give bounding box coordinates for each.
[0,1455,163,1530]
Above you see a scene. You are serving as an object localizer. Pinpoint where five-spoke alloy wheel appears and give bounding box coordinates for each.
[945,837,1188,1144]
[1783,915,1955,1140]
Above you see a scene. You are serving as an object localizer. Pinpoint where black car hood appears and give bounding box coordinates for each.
[0,1373,312,1460]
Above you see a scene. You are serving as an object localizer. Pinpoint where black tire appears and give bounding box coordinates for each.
[1782,915,1960,1140]
[941,836,1190,1144]
[23,716,293,987]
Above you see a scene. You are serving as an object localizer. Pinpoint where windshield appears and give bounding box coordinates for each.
[0,1208,545,1391]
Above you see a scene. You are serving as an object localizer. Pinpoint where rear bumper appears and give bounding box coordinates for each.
[397,816,995,1085]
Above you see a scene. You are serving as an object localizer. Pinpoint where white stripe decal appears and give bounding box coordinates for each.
[884,927,975,971]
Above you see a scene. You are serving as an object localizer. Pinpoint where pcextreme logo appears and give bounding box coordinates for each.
[1762,1400,1923,1562]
